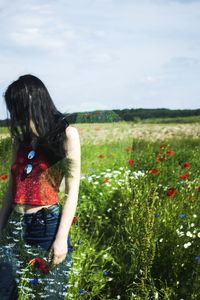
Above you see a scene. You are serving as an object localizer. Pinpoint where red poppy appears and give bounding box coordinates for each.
[29,257,50,274]
[156,154,164,162]
[149,168,160,174]
[0,174,8,180]
[160,143,165,148]
[127,159,134,166]
[126,145,133,152]
[166,149,174,156]
[182,162,190,169]
[98,154,105,159]
[72,216,78,224]
[166,187,176,197]
[104,177,111,183]
[196,187,200,192]
[179,173,189,180]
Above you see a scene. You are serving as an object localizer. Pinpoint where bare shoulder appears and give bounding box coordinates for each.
[64,125,81,164]
[65,125,80,139]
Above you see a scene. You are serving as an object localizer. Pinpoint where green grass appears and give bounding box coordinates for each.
[0,131,200,299]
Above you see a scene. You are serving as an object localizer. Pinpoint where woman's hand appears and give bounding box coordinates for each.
[48,237,68,266]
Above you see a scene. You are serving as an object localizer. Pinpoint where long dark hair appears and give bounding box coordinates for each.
[4,74,70,162]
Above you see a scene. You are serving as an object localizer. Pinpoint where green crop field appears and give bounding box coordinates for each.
[0,122,200,299]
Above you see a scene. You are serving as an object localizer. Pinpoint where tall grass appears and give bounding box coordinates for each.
[0,126,200,299]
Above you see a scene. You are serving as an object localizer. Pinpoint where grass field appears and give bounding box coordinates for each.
[0,122,200,299]
[1,120,200,143]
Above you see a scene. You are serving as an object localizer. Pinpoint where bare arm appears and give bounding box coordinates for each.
[0,137,18,233]
[55,126,81,239]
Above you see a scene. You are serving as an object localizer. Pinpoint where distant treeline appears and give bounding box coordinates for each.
[0,108,200,125]
[67,108,200,123]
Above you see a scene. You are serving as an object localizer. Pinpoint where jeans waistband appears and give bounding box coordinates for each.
[18,203,62,238]
[13,203,61,217]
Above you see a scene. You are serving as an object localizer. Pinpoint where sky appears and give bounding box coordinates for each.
[0,0,200,119]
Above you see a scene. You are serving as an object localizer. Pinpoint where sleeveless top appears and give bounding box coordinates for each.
[11,141,68,205]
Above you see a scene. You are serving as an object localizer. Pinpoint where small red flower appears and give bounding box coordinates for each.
[179,172,189,180]
[182,162,190,169]
[149,168,160,174]
[166,149,174,156]
[156,154,164,162]
[126,145,133,152]
[98,154,105,159]
[0,174,8,180]
[166,187,176,197]
[104,177,111,183]
[160,143,165,148]
[29,257,50,274]
[72,216,78,224]
[196,187,200,192]
[127,159,134,166]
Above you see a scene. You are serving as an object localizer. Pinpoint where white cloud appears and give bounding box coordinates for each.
[1,0,200,118]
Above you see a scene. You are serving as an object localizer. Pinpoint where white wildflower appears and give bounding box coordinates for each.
[154,291,159,299]
[183,242,192,249]
[176,229,184,237]
[113,170,121,174]
[186,231,193,238]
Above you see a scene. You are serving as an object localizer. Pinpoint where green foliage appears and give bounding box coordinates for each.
[77,137,200,299]
[0,137,12,205]
[0,133,200,299]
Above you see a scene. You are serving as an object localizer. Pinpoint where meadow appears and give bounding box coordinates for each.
[0,121,200,299]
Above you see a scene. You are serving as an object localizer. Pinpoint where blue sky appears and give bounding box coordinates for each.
[0,0,200,119]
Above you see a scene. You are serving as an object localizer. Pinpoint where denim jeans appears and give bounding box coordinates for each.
[0,203,73,300]
[22,203,73,252]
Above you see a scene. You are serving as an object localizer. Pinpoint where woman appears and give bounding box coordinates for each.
[0,74,81,299]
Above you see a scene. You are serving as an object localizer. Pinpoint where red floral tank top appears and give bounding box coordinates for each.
[11,142,65,205]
